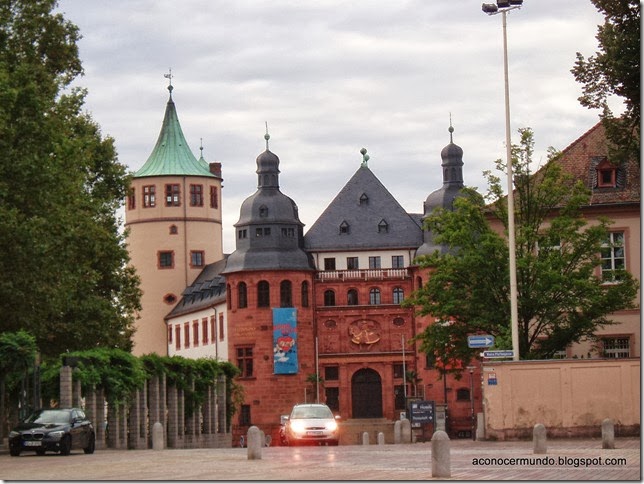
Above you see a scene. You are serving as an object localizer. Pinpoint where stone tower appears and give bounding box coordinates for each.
[125,83,224,355]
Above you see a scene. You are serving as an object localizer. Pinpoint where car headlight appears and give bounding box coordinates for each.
[47,430,65,440]
[325,420,338,432]
[290,421,306,435]
[9,431,20,438]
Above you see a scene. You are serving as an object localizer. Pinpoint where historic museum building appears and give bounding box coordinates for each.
[125,87,640,444]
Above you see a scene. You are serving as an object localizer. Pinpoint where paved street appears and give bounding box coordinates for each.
[0,438,640,481]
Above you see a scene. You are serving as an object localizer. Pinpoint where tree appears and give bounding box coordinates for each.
[571,0,640,163]
[406,128,638,365]
[0,1,141,359]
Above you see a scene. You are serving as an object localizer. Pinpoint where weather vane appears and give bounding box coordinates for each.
[164,68,173,96]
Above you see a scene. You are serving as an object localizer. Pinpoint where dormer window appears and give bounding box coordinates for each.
[596,158,617,188]
[259,205,268,217]
[378,219,389,233]
[339,221,350,235]
[359,193,369,205]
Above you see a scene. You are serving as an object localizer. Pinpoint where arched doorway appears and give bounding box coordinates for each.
[351,368,383,418]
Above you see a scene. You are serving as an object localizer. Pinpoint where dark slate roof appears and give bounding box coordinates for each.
[304,164,423,251]
[166,256,228,319]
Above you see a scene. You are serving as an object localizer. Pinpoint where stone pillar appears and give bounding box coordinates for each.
[216,375,227,433]
[95,388,106,450]
[378,432,385,445]
[362,432,369,445]
[247,426,262,460]
[533,423,547,454]
[86,386,97,428]
[129,390,145,449]
[73,378,83,408]
[148,375,160,445]
[152,422,164,450]
[476,413,485,441]
[139,385,148,447]
[401,418,412,443]
[602,418,615,449]
[119,403,128,449]
[167,385,178,448]
[431,430,451,478]
[107,404,120,449]
[178,388,185,447]
[394,420,402,444]
[59,366,73,408]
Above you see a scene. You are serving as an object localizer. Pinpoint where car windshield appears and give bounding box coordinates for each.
[26,410,71,425]
[291,406,333,419]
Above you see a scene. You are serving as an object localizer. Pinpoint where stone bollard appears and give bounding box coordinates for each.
[152,422,164,450]
[247,426,262,460]
[401,418,411,443]
[601,418,615,449]
[533,423,547,454]
[362,431,370,445]
[377,432,385,445]
[394,420,402,444]
[431,430,451,478]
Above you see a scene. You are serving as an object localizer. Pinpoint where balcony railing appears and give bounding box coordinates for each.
[316,268,409,281]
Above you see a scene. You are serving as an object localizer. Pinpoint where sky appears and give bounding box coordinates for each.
[56,0,615,253]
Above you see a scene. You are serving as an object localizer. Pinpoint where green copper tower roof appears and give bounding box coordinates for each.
[135,87,215,178]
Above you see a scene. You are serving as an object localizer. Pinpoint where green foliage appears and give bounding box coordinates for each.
[0,331,38,399]
[0,0,141,358]
[572,0,640,163]
[407,128,639,367]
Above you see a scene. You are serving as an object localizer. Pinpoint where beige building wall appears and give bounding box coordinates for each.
[482,359,640,439]
[126,174,223,355]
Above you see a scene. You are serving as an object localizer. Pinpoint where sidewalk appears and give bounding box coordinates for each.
[0,437,640,480]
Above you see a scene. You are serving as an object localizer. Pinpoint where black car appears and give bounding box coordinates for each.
[8,408,95,456]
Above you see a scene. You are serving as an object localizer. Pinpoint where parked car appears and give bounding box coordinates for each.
[282,403,340,446]
[8,408,95,456]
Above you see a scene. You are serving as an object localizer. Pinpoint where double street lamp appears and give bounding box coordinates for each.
[482,0,523,362]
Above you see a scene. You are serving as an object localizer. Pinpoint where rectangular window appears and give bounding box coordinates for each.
[369,256,381,269]
[601,232,625,282]
[165,184,181,207]
[143,185,156,208]
[393,363,404,379]
[190,250,205,267]
[325,387,339,412]
[238,229,247,239]
[158,251,174,269]
[127,188,136,210]
[324,366,339,381]
[175,326,181,350]
[239,404,251,426]
[347,257,359,270]
[168,325,173,344]
[236,346,253,377]
[602,337,630,358]
[210,186,219,208]
[392,255,404,269]
[281,227,295,237]
[324,258,336,271]
[202,318,209,344]
[184,323,190,348]
[190,184,204,206]
[193,321,199,346]
[219,313,225,341]
[210,316,216,344]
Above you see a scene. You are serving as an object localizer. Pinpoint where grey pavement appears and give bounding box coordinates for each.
[0,437,639,481]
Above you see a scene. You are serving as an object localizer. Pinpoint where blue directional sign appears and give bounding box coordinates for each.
[467,335,495,348]
[482,350,514,359]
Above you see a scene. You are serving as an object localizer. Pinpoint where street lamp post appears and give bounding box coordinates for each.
[482,0,523,362]
[466,366,476,440]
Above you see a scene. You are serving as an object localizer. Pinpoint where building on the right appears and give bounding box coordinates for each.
[486,121,640,360]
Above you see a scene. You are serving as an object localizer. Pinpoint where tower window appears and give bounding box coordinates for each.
[238,282,248,309]
[210,186,219,208]
[158,251,174,269]
[280,280,293,307]
[238,229,247,239]
[259,205,268,217]
[324,290,336,306]
[165,184,181,207]
[257,281,270,307]
[301,281,309,307]
[127,188,136,210]
[190,184,204,206]
[143,185,156,208]
[236,347,254,378]
[190,251,204,267]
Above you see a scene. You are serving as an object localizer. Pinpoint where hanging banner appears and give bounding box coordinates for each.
[273,308,298,374]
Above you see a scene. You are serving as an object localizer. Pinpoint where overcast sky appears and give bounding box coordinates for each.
[56,0,614,253]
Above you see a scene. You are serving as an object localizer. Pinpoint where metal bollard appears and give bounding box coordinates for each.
[601,418,615,449]
[533,423,547,454]
[247,426,262,460]
[431,430,451,478]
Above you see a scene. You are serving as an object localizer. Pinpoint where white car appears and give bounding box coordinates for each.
[283,403,340,446]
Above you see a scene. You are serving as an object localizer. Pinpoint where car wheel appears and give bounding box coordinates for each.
[9,445,21,457]
[83,433,95,454]
[36,449,46,456]
[60,435,72,456]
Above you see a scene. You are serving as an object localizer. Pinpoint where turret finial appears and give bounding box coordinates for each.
[448,113,454,143]
[264,121,270,150]
[360,147,370,167]
[164,68,174,98]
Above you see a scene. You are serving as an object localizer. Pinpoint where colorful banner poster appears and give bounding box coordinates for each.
[273,308,298,374]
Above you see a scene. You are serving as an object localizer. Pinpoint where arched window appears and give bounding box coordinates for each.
[347,289,359,306]
[226,284,232,309]
[257,281,270,308]
[393,287,404,304]
[369,288,381,305]
[238,282,248,309]
[280,280,292,308]
[301,281,309,307]
[324,290,336,306]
